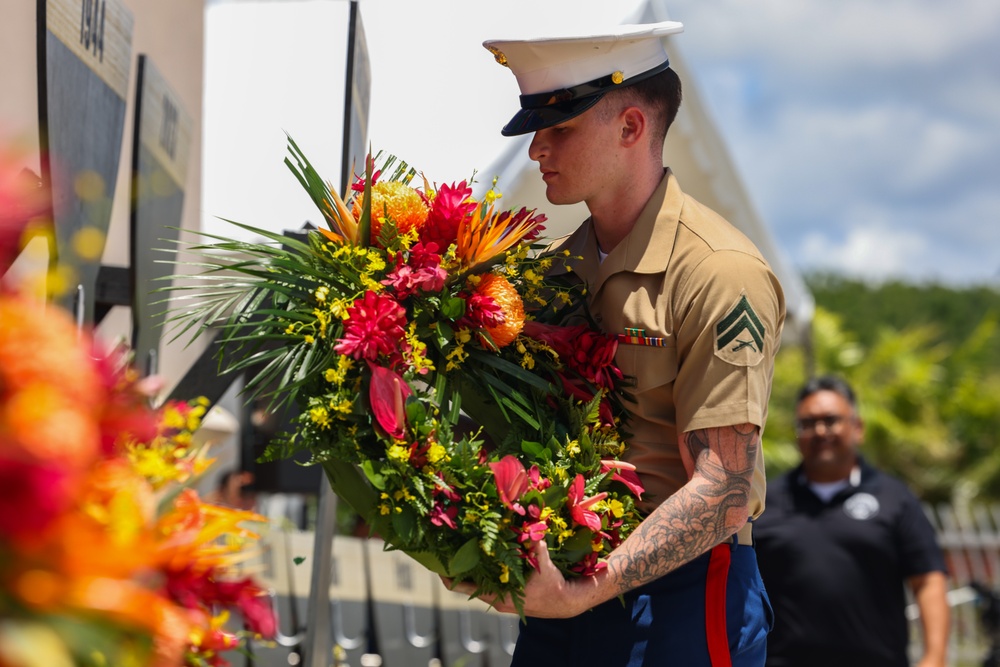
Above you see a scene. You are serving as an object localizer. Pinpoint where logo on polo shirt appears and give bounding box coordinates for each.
[844,493,880,520]
[714,293,765,367]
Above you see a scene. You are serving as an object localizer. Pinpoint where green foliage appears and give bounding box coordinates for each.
[765,277,1000,503]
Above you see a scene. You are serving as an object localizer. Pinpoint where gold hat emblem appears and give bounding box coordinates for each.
[487,46,509,68]
[612,71,624,84]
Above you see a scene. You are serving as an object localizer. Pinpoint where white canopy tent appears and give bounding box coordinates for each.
[476,0,814,345]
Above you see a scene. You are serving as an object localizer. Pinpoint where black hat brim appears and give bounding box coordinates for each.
[500,95,604,137]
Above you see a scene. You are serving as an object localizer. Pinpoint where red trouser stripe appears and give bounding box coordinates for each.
[705,543,733,667]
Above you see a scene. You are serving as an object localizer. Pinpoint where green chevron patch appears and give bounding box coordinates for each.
[715,294,765,366]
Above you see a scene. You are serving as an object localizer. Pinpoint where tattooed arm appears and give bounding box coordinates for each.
[458,422,760,618]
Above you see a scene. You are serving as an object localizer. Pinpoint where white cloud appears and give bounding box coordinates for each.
[798,224,930,281]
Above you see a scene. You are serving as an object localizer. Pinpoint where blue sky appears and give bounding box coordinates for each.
[357,0,1000,286]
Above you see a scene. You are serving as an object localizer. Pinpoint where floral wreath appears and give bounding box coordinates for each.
[168,137,645,613]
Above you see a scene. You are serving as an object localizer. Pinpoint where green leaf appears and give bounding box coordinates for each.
[404,550,450,576]
[321,459,379,521]
[392,505,419,543]
[521,440,549,461]
[441,296,466,320]
[360,460,385,491]
[448,538,481,576]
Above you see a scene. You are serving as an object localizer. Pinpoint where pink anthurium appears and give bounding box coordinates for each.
[601,460,645,500]
[369,363,411,440]
[489,455,531,515]
[567,474,607,532]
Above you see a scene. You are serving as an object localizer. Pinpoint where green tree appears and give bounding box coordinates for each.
[764,306,1000,503]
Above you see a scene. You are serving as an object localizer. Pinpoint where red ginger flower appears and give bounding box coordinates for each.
[335,290,407,362]
[420,180,476,250]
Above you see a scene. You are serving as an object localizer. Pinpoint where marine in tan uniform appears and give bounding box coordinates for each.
[547,167,784,525]
[450,21,787,666]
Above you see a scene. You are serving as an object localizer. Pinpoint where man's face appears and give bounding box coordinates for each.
[526,99,622,206]
[795,389,864,483]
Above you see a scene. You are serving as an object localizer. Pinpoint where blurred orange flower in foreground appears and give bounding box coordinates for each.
[1,150,274,667]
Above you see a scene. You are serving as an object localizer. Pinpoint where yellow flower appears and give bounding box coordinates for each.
[309,406,330,428]
[387,444,410,463]
[499,563,510,584]
[566,440,581,457]
[330,396,353,415]
[520,352,535,370]
[607,499,625,519]
[405,322,435,374]
[426,443,447,464]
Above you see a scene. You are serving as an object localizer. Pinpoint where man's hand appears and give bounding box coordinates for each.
[443,540,607,619]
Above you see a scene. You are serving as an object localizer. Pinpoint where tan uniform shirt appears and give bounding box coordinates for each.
[548,169,786,518]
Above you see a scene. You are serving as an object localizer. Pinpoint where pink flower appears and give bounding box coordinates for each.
[0,458,73,540]
[432,473,461,502]
[369,364,411,440]
[489,455,531,515]
[503,206,546,242]
[421,181,476,249]
[0,152,48,274]
[429,502,459,529]
[459,291,504,331]
[601,460,645,500]
[335,290,407,362]
[567,474,607,532]
[569,550,607,576]
[382,242,448,298]
[527,465,551,491]
[518,520,548,544]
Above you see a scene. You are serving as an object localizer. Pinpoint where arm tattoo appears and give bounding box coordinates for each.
[607,423,759,594]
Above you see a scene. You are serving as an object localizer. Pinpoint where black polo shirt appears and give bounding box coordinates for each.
[753,457,947,667]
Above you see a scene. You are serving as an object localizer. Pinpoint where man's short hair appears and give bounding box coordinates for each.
[602,67,682,150]
[796,375,858,409]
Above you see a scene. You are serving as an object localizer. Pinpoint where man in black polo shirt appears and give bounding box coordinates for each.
[754,376,949,667]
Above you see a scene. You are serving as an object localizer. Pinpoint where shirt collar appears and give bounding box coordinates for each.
[546,169,682,293]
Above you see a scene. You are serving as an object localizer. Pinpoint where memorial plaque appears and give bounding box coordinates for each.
[130,55,192,375]
[38,0,133,322]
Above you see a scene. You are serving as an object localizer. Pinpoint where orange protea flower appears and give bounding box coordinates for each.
[352,181,428,242]
[474,273,525,348]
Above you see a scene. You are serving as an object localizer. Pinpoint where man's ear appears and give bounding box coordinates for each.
[620,107,646,147]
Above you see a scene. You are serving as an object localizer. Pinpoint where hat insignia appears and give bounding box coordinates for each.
[612,71,624,84]
[486,45,509,68]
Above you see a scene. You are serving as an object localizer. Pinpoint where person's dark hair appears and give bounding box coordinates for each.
[796,375,858,409]
[602,67,682,149]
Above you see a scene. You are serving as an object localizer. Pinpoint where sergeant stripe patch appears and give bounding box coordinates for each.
[716,295,764,353]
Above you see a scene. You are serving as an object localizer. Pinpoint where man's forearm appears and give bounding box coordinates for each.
[912,571,950,666]
[605,423,759,596]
